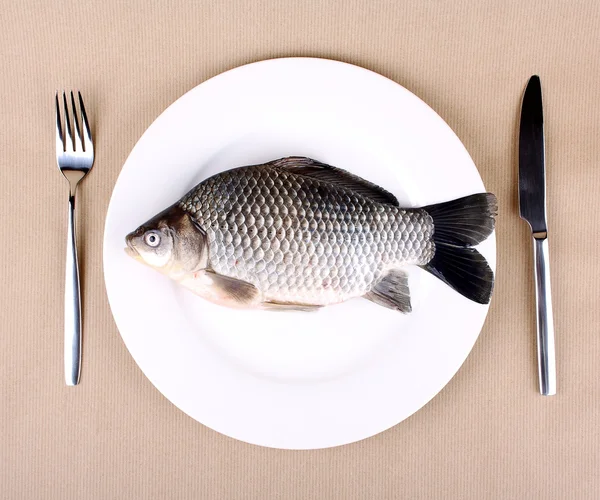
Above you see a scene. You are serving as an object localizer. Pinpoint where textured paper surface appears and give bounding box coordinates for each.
[1,1,599,498]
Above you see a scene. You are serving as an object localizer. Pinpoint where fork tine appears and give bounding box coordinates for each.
[62,91,74,153]
[78,92,93,154]
[55,92,64,154]
[70,91,83,152]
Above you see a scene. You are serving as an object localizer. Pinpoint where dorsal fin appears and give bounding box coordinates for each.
[269,157,399,206]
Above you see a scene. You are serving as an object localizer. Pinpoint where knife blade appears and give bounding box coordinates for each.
[518,75,556,396]
[519,76,547,233]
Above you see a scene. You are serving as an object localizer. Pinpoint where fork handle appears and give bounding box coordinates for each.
[533,235,556,396]
[64,192,82,386]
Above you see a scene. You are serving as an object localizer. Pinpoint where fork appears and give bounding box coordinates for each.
[55,91,94,386]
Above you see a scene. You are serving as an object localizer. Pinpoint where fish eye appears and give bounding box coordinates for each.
[144,231,161,247]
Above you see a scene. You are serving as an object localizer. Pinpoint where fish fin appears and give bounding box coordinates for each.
[364,269,412,313]
[270,157,399,206]
[423,193,497,247]
[420,193,496,304]
[421,245,494,304]
[204,270,260,305]
[261,300,322,312]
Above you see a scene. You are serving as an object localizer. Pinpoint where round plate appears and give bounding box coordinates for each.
[104,57,495,449]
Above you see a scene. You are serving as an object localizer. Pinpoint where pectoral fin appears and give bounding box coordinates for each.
[202,270,260,307]
[364,269,412,313]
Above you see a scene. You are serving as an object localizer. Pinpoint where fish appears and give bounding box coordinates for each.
[125,157,497,313]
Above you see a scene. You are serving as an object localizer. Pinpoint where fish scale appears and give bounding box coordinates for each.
[179,164,434,305]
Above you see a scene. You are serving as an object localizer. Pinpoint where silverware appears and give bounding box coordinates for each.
[518,76,556,396]
[55,91,94,386]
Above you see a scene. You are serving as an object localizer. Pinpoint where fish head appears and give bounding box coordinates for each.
[125,204,208,279]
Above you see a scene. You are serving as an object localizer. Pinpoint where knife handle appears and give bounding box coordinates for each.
[532,234,556,395]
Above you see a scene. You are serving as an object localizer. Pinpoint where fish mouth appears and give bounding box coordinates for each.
[124,237,141,260]
[124,246,139,258]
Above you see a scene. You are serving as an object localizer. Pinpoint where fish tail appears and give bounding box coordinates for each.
[421,193,497,304]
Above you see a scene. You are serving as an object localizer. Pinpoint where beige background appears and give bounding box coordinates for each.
[1,0,599,498]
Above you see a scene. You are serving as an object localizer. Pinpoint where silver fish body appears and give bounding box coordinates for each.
[126,157,497,312]
[179,161,433,306]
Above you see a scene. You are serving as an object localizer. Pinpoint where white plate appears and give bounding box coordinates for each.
[104,57,495,449]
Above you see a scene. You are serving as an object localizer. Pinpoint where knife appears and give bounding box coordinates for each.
[518,75,556,396]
